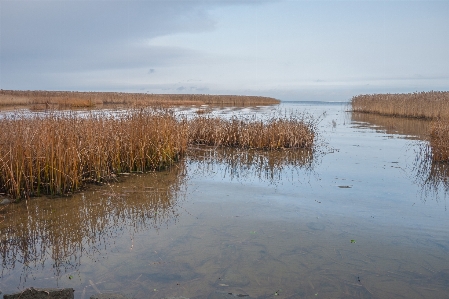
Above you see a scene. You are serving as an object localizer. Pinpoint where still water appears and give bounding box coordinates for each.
[1,102,448,299]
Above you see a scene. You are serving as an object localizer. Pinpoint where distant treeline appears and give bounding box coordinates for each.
[0,90,280,108]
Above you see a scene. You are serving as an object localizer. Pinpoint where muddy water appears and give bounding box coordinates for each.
[1,102,449,299]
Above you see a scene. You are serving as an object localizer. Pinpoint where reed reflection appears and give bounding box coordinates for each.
[0,163,186,285]
[413,143,449,203]
[351,112,431,140]
[351,112,449,202]
[186,146,317,185]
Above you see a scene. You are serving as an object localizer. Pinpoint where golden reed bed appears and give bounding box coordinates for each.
[351,91,449,119]
[0,90,279,108]
[351,91,449,162]
[0,109,315,200]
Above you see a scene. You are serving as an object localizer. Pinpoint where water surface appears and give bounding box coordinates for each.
[1,101,448,299]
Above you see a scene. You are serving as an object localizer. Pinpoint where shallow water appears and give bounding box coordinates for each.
[1,102,448,299]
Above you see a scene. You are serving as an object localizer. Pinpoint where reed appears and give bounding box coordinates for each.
[429,120,449,162]
[0,109,316,200]
[0,90,279,108]
[188,115,315,150]
[351,91,449,119]
[0,109,189,199]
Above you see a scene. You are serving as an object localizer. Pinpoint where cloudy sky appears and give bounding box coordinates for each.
[1,0,448,101]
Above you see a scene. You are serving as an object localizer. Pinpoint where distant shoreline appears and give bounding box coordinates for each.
[0,90,280,109]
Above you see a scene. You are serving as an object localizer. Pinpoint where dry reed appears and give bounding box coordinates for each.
[0,90,279,108]
[351,91,449,119]
[351,91,449,163]
[0,109,188,199]
[430,120,449,162]
[188,115,315,150]
[0,108,316,200]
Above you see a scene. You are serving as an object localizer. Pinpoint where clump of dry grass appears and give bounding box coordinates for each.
[0,108,316,200]
[188,115,315,150]
[351,91,449,119]
[0,109,188,199]
[430,120,449,162]
[0,90,280,108]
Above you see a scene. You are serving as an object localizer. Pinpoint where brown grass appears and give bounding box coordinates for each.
[0,107,316,200]
[430,120,449,162]
[188,115,315,150]
[0,90,280,108]
[351,91,449,163]
[351,91,449,119]
[0,104,316,199]
[0,109,189,199]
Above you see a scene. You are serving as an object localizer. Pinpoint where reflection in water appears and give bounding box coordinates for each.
[351,112,431,140]
[351,112,449,204]
[0,163,187,286]
[187,146,318,185]
[413,142,449,203]
[351,112,449,203]
[0,145,318,292]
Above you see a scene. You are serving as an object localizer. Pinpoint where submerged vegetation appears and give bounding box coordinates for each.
[0,90,279,108]
[0,108,316,200]
[351,91,449,162]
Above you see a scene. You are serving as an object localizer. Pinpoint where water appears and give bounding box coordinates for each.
[1,102,448,298]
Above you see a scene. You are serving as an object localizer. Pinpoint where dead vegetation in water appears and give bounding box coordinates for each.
[351,91,449,119]
[0,109,189,199]
[0,90,279,108]
[430,120,449,162]
[351,91,449,164]
[0,107,316,200]
[188,115,316,150]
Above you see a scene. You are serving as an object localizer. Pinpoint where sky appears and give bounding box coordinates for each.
[1,0,448,101]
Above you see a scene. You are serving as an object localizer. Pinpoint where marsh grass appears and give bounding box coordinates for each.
[430,120,449,162]
[351,91,449,119]
[0,109,189,199]
[0,107,316,200]
[351,91,449,163]
[0,90,279,108]
[188,115,315,150]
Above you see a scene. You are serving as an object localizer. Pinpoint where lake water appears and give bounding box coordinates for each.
[1,101,448,299]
